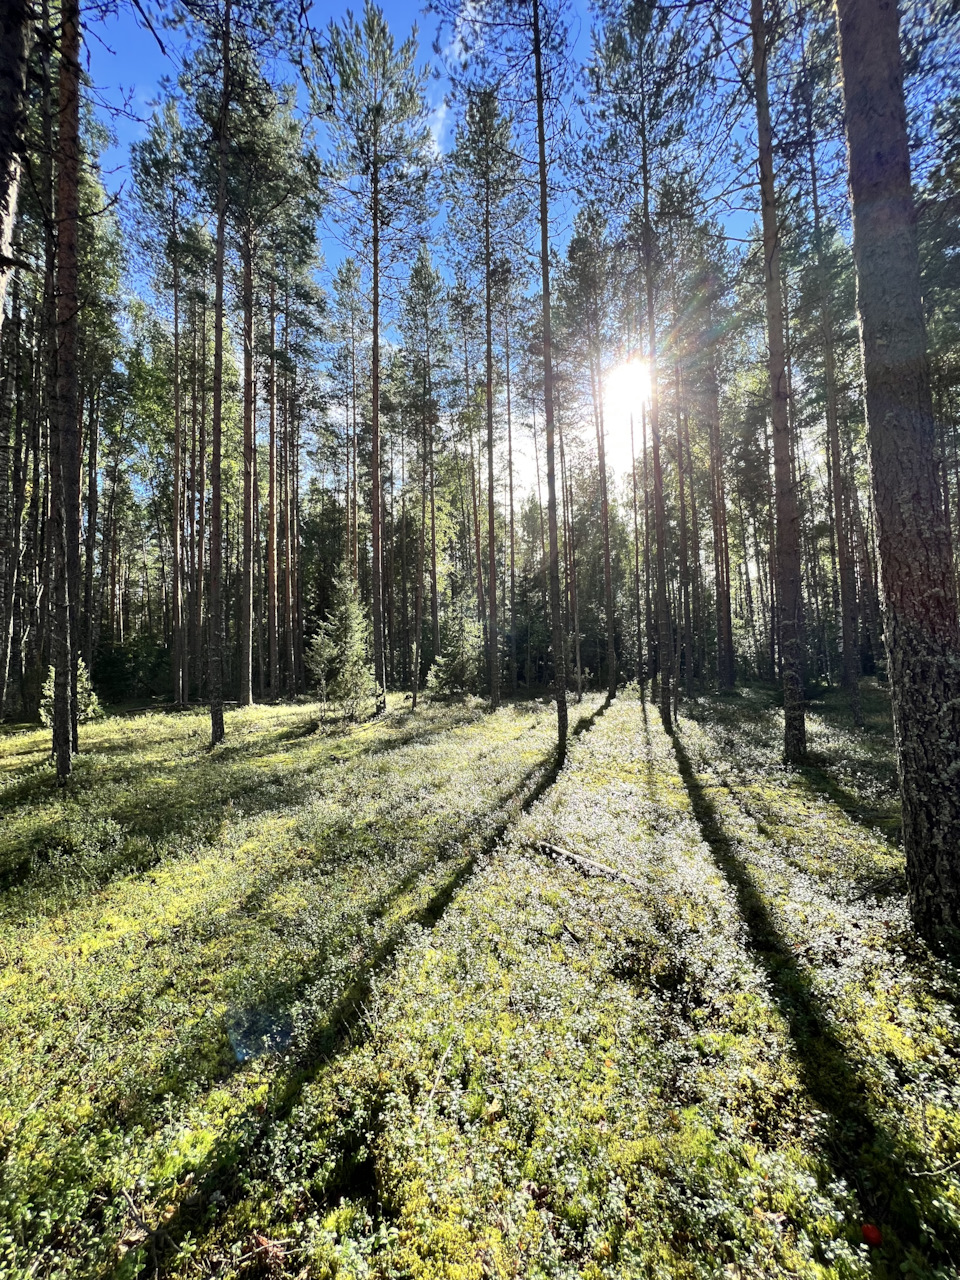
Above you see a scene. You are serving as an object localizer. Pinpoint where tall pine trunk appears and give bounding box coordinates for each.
[268,281,278,694]
[371,163,386,712]
[752,0,806,762]
[239,236,254,706]
[0,0,33,332]
[484,174,499,708]
[532,0,567,757]
[52,0,82,776]
[836,0,960,952]
[208,0,230,746]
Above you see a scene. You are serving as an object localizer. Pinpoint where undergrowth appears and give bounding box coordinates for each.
[1,684,958,1279]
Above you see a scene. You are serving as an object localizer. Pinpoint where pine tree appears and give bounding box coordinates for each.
[322,1,432,713]
[836,0,960,952]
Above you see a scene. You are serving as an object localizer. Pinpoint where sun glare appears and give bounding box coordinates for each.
[603,358,651,475]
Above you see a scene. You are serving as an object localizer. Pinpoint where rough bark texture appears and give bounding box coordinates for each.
[752,0,806,763]
[0,0,33,332]
[836,0,960,953]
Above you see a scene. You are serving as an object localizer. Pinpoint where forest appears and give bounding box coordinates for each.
[1,0,960,1273]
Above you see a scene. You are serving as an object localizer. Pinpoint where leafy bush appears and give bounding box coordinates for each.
[306,575,375,719]
[39,657,103,728]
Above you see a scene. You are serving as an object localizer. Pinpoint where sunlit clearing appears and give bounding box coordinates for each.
[603,358,651,476]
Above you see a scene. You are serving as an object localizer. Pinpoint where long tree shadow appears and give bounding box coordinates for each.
[670,728,957,1279]
[105,712,605,1275]
[795,762,902,849]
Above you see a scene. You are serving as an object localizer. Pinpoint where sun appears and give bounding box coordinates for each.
[602,358,651,475]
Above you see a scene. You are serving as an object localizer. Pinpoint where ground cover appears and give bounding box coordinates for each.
[0,696,572,1277]
[1,687,958,1280]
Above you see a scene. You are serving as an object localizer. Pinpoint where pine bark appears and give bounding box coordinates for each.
[836,0,960,952]
[0,0,33,332]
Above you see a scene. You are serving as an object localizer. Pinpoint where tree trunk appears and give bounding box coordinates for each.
[0,0,33,334]
[836,0,960,953]
[208,0,230,746]
[171,218,185,705]
[370,164,386,712]
[532,0,567,757]
[638,62,671,730]
[484,175,499,708]
[83,386,98,670]
[707,351,734,688]
[239,235,254,706]
[267,281,278,695]
[630,412,643,681]
[505,313,517,692]
[675,363,692,697]
[802,46,861,720]
[52,0,82,775]
[591,354,617,699]
[752,0,806,762]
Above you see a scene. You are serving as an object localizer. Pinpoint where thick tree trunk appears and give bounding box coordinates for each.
[836,0,960,953]
[208,0,230,746]
[752,0,806,762]
[0,0,33,333]
[533,0,567,755]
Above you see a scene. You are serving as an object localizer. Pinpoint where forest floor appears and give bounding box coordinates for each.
[1,684,959,1280]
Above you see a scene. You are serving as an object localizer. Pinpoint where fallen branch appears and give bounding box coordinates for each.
[524,841,645,892]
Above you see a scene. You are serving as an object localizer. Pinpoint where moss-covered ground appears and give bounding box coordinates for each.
[1,685,958,1278]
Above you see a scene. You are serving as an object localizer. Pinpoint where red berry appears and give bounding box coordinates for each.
[861,1223,883,1247]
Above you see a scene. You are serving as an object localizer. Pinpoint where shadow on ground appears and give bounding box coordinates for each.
[670,727,957,1279]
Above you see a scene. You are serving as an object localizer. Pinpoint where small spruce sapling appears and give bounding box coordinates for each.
[41,659,102,730]
[307,576,375,720]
